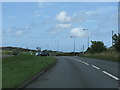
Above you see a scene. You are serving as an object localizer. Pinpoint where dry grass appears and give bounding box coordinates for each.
[83,51,119,62]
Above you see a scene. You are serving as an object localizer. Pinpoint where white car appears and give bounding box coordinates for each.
[35,52,39,56]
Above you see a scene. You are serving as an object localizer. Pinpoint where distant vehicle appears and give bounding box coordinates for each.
[35,52,40,56]
[35,52,49,56]
[40,52,49,56]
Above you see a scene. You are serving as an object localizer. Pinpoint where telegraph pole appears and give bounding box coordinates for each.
[70,36,75,53]
[112,30,114,46]
[83,29,89,48]
[74,37,75,53]
[83,45,84,52]
[54,41,59,52]
[88,35,89,48]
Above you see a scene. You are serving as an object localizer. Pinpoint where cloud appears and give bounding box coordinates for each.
[49,23,72,35]
[51,6,117,36]
[3,23,39,36]
[71,6,117,24]
[72,11,88,23]
[15,30,24,35]
[70,27,87,37]
[24,23,39,30]
[56,11,71,23]
[98,6,117,13]
[33,11,50,19]
[51,29,61,35]
[36,13,42,17]
[49,11,72,35]
[38,2,54,8]
[56,10,98,25]
[85,11,98,15]
[8,16,16,19]
[3,27,25,36]
[56,23,72,29]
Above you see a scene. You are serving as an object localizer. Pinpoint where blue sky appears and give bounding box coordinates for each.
[2,2,118,52]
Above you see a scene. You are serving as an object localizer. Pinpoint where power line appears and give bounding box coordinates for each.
[3,36,56,38]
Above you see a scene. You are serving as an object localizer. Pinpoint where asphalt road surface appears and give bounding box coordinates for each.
[26,56,119,88]
[0,55,14,58]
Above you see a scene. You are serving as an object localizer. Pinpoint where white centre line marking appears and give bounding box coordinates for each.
[102,71,119,81]
[81,61,89,65]
[64,57,119,81]
[92,65,100,70]
[74,58,89,65]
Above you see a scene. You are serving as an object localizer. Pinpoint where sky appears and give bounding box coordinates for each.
[2,2,118,52]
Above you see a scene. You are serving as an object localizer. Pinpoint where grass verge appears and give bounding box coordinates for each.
[2,55,56,88]
[82,52,119,62]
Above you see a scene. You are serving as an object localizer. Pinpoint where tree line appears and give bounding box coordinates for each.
[86,33,120,54]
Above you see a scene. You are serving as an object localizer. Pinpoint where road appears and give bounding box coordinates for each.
[26,56,119,88]
[0,55,14,58]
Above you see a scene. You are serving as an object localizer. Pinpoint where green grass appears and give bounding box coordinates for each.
[2,55,56,88]
[0,50,2,55]
[82,51,119,62]
[2,50,13,55]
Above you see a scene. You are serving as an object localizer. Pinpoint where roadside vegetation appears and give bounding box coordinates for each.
[2,54,56,88]
[83,51,119,62]
[0,50,2,55]
[83,33,120,62]
[1,47,36,55]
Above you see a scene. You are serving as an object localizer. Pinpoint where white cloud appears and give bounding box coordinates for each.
[38,2,54,8]
[8,16,16,19]
[33,11,43,17]
[70,27,87,37]
[50,28,62,35]
[36,13,42,17]
[50,23,72,35]
[4,23,40,36]
[72,11,88,23]
[56,23,72,29]
[98,6,117,13]
[50,11,72,35]
[52,6,117,36]
[85,11,98,15]
[15,30,24,35]
[6,28,12,33]
[33,10,50,18]
[56,11,71,23]
[71,6,117,24]
[3,27,25,36]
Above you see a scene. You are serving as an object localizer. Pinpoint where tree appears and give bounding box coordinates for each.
[112,33,120,52]
[90,41,107,53]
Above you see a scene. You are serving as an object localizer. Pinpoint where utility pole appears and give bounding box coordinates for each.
[83,29,89,48]
[83,45,84,52]
[27,47,28,51]
[70,36,75,53]
[112,30,114,46]
[74,37,75,53]
[54,41,59,52]
[88,35,89,48]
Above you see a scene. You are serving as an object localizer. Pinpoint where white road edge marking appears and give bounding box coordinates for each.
[102,71,119,81]
[92,65,100,70]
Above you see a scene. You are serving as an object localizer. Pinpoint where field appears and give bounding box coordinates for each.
[2,50,13,55]
[2,54,56,88]
[82,51,119,62]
